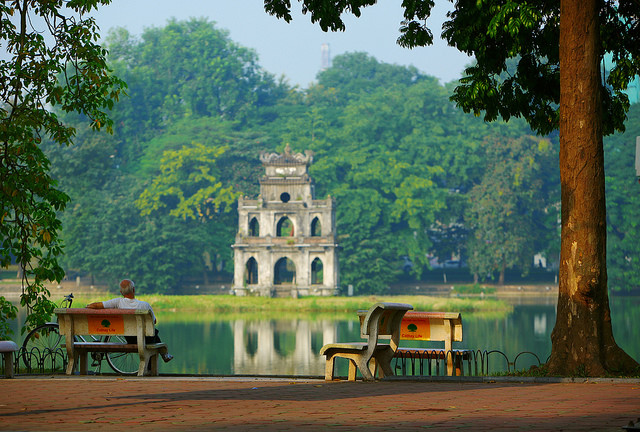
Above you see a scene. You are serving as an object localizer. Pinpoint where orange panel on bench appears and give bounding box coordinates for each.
[400,315,431,340]
[87,315,125,334]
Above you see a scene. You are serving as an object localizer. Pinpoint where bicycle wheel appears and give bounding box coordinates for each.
[105,336,138,375]
[21,323,66,372]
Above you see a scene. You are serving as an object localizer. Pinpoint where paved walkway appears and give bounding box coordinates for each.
[0,376,639,431]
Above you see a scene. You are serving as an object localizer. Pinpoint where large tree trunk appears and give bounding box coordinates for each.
[548,0,638,376]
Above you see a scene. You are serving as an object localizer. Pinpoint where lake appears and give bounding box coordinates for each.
[9,295,640,376]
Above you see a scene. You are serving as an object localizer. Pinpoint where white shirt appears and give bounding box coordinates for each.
[102,297,156,324]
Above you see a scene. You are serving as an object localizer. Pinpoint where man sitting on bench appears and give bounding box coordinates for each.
[86,279,173,363]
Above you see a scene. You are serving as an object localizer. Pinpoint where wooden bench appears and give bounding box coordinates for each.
[357,310,471,377]
[320,302,413,381]
[55,308,167,377]
[0,341,18,378]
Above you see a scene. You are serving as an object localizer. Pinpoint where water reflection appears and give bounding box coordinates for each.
[533,314,547,337]
[7,296,640,376]
[233,320,336,375]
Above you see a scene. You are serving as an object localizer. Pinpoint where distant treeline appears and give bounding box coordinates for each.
[45,18,640,294]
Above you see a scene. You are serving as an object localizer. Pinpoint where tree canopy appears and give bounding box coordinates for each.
[0,0,125,334]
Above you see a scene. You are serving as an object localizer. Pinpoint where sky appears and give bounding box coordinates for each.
[90,1,473,88]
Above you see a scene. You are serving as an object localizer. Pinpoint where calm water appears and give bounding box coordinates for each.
[10,295,640,376]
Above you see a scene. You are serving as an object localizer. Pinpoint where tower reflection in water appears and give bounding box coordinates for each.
[233,320,339,376]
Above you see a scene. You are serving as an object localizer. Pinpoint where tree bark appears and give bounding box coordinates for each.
[549,0,638,375]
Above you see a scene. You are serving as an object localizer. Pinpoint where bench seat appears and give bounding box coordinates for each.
[73,342,166,352]
[0,341,18,378]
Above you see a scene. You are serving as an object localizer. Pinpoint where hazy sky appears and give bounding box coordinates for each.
[90,1,473,88]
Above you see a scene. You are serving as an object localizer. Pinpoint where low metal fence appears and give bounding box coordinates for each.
[2,346,547,377]
[392,349,545,377]
[12,346,68,375]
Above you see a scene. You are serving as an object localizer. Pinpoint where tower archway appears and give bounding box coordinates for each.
[311,217,322,236]
[276,216,294,237]
[311,258,324,284]
[274,257,296,284]
[245,257,258,285]
[249,217,259,237]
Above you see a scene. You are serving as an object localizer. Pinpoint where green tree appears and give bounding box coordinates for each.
[136,143,238,220]
[604,103,640,292]
[298,70,476,291]
[466,135,556,284]
[263,0,640,375]
[56,175,226,293]
[48,19,288,293]
[105,18,287,148]
[317,52,427,102]
[0,0,125,333]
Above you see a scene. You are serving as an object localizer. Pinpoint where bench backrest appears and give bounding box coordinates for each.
[54,308,155,339]
[400,311,463,342]
[358,310,463,353]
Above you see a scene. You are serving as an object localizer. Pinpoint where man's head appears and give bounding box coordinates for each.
[119,279,135,297]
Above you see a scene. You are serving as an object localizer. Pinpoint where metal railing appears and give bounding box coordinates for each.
[12,346,68,375]
[393,349,546,377]
[2,346,547,377]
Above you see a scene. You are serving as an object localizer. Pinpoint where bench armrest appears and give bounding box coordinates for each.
[361,302,413,336]
[362,302,413,355]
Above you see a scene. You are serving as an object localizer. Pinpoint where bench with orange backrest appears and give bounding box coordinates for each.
[319,302,413,381]
[55,308,167,376]
[356,310,471,377]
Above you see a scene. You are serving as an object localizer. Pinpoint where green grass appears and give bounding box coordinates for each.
[71,293,511,316]
[451,284,497,295]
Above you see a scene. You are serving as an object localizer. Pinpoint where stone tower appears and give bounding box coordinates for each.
[232,144,339,297]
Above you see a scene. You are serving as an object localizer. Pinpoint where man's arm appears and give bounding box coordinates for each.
[86,302,104,309]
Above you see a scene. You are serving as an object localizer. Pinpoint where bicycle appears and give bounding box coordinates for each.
[21,294,138,375]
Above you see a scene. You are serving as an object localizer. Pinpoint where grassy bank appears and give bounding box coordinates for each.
[72,294,511,316]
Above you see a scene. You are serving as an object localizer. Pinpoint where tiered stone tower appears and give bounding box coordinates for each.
[232,144,339,297]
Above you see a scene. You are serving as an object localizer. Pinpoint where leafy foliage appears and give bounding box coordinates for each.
[605,103,640,291]
[47,19,280,293]
[136,143,238,220]
[105,18,287,143]
[465,135,557,283]
[1,0,125,331]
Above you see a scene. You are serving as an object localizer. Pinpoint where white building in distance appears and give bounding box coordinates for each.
[231,144,339,297]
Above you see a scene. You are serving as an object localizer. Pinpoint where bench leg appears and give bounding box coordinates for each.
[374,348,395,379]
[355,357,375,381]
[348,360,358,381]
[323,351,375,381]
[324,355,336,381]
[149,354,159,376]
[79,350,88,375]
[65,353,75,375]
[3,352,14,378]
[137,357,147,377]
[369,358,379,379]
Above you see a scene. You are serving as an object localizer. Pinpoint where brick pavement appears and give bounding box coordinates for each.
[0,376,639,431]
